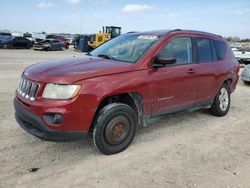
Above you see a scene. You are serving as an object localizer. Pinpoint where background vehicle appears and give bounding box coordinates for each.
[241,64,250,84]
[46,34,70,49]
[33,39,65,51]
[0,36,32,49]
[232,47,250,65]
[14,30,239,155]
[31,32,47,44]
[0,32,12,36]
[88,26,121,49]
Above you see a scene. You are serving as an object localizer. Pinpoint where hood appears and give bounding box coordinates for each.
[24,56,137,83]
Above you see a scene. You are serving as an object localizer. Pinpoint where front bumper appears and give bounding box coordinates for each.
[0,42,8,48]
[14,99,87,141]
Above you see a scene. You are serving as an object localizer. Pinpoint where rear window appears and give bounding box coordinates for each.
[196,38,213,62]
[214,40,227,60]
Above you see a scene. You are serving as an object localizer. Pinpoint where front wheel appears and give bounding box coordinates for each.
[25,44,31,49]
[3,43,12,49]
[92,103,137,155]
[61,46,65,51]
[209,83,231,116]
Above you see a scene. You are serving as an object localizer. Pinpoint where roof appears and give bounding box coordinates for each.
[126,29,222,39]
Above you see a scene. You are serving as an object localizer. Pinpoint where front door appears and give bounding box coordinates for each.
[150,37,199,116]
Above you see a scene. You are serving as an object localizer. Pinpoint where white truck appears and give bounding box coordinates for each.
[232,47,250,65]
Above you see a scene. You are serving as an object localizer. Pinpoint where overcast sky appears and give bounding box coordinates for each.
[1,0,250,38]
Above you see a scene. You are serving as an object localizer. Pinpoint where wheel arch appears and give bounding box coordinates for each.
[89,92,144,132]
[223,78,233,93]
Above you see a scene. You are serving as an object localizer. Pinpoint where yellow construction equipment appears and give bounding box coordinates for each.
[88,26,121,49]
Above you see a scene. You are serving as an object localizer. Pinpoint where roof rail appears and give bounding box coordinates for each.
[170,29,182,32]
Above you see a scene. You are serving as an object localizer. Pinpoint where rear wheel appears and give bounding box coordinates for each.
[92,103,137,155]
[209,83,231,116]
[61,46,65,51]
[45,47,51,51]
[243,81,250,85]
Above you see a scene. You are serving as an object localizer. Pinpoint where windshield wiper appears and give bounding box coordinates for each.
[97,54,117,61]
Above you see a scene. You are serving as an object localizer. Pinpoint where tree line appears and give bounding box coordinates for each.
[224,36,250,42]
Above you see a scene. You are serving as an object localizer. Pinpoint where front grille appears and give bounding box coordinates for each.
[17,77,40,101]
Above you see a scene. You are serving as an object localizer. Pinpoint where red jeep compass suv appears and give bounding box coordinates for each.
[14,29,240,154]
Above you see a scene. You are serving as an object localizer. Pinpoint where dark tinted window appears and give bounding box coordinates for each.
[214,40,227,60]
[51,40,60,43]
[210,40,217,61]
[14,37,26,41]
[197,38,213,62]
[158,37,193,65]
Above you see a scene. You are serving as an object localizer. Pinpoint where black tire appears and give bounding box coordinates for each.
[93,103,137,155]
[9,43,13,49]
[3,44,8,49]
[3,43,12,49]
[25,44,31,49]
[45,47,50,51]
[61,46,65,51]
[209,83,231,117]
[243,81,250,85]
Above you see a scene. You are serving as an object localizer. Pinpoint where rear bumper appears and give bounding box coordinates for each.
[14,99,87,141]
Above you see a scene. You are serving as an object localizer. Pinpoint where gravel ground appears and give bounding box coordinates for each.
[0,48,250,188]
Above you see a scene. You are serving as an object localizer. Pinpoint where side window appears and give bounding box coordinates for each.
[13,37,20,41]
[196,38,213,63]
[51,40,59,43]
[214,40,227,61]
[158,37,192,65]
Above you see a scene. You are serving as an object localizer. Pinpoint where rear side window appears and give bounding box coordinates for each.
[196,38,213,63]
[214,40,227,60]
[52,40,59,43]
[158,37,193,65]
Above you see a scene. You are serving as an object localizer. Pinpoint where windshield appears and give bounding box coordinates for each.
[89,33,160,63]
[0,36,12,41]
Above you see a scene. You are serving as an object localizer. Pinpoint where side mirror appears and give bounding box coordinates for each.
[152,56,176,68]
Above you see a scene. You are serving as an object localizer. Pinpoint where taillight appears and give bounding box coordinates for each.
[236,63,240,73]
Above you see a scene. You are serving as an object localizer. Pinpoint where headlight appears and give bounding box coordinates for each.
[42,84,81,99]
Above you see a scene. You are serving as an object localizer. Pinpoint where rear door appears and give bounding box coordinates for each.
[150,37,199,115]
[54,40,61,50]
[193,38,220,105]
[51,40,58,50]
[12,37,19,47]
[13,37,24,48]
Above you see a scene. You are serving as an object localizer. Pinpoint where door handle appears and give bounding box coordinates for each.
[187,69,196,74]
